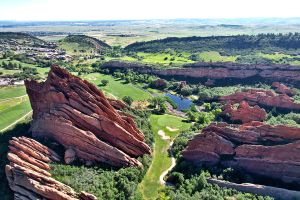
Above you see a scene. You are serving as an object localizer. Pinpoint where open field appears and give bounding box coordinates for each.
[139,114,191,200]
[197,51,238,62]
[59,42,95,56]
[136,52,193,65]
[82,73,152,100]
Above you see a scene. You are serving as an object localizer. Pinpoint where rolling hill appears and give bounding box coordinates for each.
[0,32,47,47]
[59,35,111,55]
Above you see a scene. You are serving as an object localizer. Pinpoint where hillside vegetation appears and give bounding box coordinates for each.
[0,32,46,46]
[59,35,111,55]
[125,33,300,54]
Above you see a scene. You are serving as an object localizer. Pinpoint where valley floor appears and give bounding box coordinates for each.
[138,114,191,200]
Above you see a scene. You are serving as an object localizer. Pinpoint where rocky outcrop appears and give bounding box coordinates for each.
[272,82,296,96]
[6,136,96,200]
[220,89,300,111]
[222,101,267,123]
[207,178,300,200]
[102,61,300,87]
[182,122,300,186]
[25,65,151,167]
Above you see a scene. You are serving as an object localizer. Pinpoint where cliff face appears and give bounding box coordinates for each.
[6,136,97,200]
[102,61,300,87]
[25,65,151,167]
[182,122,300,186]
[219,89,300,112]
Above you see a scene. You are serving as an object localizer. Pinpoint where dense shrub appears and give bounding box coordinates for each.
[51,156,150,200]
[158,170,273,200]
[266,112,300,127]
[126,33,300,55]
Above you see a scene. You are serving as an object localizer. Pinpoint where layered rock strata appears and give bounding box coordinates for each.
[6,136,97,200]
[102,61,300,87]
[182,122,300,185]
[220,89,300,111]
[25,65,151,167]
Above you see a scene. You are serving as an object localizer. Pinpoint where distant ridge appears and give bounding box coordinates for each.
[62,35,111,52]
[125,33,300,53]
[0,32,47,46]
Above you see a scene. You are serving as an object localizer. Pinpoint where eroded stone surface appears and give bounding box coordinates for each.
[102,61,300,87]
[25,65,151,167]
[222,101,267,123]
[272,82,296,96]
[220,89,300,111]
[6,136,97,200]
[182,122,300,185]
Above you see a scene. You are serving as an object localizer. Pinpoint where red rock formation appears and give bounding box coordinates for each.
[222,101,267,123]
[272,82,297,96]
[6,137,96,200]
[220,89,300,111]
[182,123,300,185]
[102,61,300,87]
[25,65,151,167]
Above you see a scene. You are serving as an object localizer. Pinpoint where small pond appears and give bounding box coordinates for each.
[165,93,193,111]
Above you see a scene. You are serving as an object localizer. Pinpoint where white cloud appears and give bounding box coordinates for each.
[1,0,300,21]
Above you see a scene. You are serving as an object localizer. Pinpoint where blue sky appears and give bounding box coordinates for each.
[0,0,300,21]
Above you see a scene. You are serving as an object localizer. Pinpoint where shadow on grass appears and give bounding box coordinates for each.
[0,121,31,200]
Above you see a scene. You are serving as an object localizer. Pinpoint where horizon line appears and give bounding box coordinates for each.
[1,17,300,22]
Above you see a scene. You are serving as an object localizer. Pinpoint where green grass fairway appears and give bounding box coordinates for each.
[139,114,191,200]
[0,96,29,112]
[82,73,151,100]
[198,51,237,62]
[0,86,27,100]
[0,100,32,131]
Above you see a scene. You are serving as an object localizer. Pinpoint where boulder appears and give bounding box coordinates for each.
[272,82,297,96]
[64,148,76,164]
[6,136,97,200]
[182,122,300,186]
[222,101,267,123]
[220,89,300,112]
[25,65,151,167]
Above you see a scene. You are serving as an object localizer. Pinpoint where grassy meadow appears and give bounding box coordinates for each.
[82,73,152,100]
